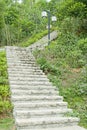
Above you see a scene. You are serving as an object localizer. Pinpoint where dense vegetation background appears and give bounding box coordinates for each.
[0,0,87,129]
[0,0,87,46]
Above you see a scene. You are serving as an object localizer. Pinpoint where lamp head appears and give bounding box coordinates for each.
[46,0,51,2]
[51,16,57,22]
[41,11,47,17]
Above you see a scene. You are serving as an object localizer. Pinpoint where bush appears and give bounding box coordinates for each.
[0,100,12,114]
[66,49,85,68]
[77,38,87,55]
[21,30,48,47]
[37,57,61,75]
[0,51,12,115]
[0,85,10,99]
[68,2,86,17]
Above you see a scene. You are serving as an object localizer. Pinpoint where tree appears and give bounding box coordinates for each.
[0,1,6,46]
[75,0,87,5]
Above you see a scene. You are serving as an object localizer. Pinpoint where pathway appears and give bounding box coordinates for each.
[6,31,86,130]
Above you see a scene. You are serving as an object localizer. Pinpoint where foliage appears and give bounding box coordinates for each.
[55,0,87,19]
[67,1,87,18]
[21,30,48,47]
[37,57,61,75]
[34,43,87,128]
[66,49,85,68]
[0,117,14,130]
[33,1,87,127]
[0,52,8,83]
[0,51,12,115]
[0,0,47,46]
[0,0,87,46]
[34,11,87,126]
[75,0,87,5]
[0,1,5,45]
[77,38,87,55]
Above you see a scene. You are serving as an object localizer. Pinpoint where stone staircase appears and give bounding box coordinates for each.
[27,31,58,51]
[6,32,86,130]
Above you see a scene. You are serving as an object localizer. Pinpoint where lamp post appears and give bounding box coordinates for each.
[41,10,57,45]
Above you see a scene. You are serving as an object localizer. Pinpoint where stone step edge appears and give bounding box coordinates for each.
[10,89,58,93]
[13,102,68,109]
[15,117,79,126]
[11,96,63,101]
[14,108,72,116]
[10,86,57,90]
[9,78,49,81]
[19,125,86,130]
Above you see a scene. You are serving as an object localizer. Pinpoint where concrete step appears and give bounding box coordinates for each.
[6,46,25,50]
[18,55,34,58]
[8,65,39,69]
[11,89,59,96]
[7,54,32,57]
[8,66,40,70]
[8,72,44,76]
[20,59,35,62]
[9,81,52,86]
[11,95,63,102]
[8,71,44,75]
[8,73,47,78]
[8,72,47,78]
[13,101,68,110]
[9,76,49,82]
[7,64,39,67]
[8,72,45,76]
[7,59,35,62]
[7,59,35,63]
[18,54,34,57]
[16,117,79,129]
[9,77,49,82]
[7,63,38,67]
[10,85,57,90]
[6,50,26,53]
[18,126,86,130]
[14,108,72,118]
[7,61,36,65]
[8,66,42,72]
[7,57,35,60]
[8,69,43,73]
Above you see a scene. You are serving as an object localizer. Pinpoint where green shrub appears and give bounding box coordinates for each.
[68,2,86,17]
[57,17,87,43]
[0,51,12,115]
[66,49,85,68]
[21,30,48,47]
[0,85,10,99]
[56,0,86,19]
[37,57,61,75]
[0,52,7,79]
[77,38,87,55]
[0,100,12,114]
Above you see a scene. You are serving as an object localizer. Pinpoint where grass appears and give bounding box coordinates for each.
[20,30,48,47]
[48,71,87,128]
[0,51,15,130]
[0,117,15,130]
[34,44,87,129]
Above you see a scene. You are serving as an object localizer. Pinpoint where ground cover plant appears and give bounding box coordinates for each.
[0,51,14,129]
[34,35,87,128]
[0,117,15,130]
[34,9,87,127]
[21,30,48,47]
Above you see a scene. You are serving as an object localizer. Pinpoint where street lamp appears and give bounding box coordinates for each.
[41,10,57,45]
